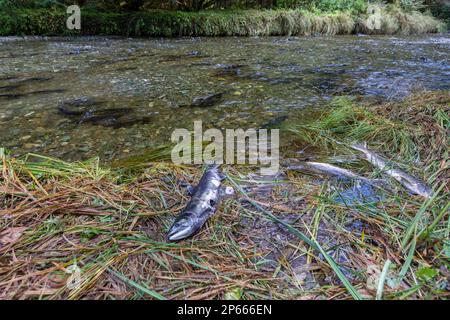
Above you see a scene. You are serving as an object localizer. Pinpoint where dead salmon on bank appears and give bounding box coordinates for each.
[351,143,433,198]
[167,165,229,241]
[288,161,377,184]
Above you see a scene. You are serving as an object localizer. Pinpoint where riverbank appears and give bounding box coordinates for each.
[0,7,445,37]
[1,90,448,299]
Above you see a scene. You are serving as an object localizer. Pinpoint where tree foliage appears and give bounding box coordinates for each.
[0,0,446,13]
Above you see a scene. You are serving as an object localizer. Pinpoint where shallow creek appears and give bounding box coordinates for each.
[0,35,448,162]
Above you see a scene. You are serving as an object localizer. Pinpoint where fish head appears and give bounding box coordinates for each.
[397,175,433,199]
[412,183,433,198]
[167,214,197,241]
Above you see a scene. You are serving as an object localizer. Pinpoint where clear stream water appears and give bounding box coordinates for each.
[0,35,449,162]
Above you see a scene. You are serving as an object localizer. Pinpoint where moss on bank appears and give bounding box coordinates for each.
[0,7,445,37]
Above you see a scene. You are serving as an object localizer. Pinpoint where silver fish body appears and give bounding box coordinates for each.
[289,161,373,183]
[351,143,432,198]
[168,166,222,241]
[351,143,389,169]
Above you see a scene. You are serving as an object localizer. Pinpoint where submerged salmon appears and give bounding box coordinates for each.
[168,165,225,241]
[351,143,433,198]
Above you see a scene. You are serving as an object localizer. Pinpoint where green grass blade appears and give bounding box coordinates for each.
[226,173,363,300]
[107,268,167,300]
[401,183,446,249]
[376,259,392,300]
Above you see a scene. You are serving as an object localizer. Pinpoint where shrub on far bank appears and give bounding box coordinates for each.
[356,3,445,34]
[0,5,445,36]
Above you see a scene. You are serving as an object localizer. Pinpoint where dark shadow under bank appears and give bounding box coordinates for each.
[0,8,445,37]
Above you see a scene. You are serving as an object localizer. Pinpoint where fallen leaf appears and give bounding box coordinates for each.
[417,267,439,281]
[224,287,243,300]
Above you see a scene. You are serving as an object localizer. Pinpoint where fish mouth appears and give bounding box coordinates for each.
[168,230,189,241]
[167,224,195,241]
[416,188,433,198]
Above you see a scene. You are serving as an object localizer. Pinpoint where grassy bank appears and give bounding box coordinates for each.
[1,91,448,299]
[0,6,445,36]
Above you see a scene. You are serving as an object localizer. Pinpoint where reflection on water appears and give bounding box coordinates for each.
[0,35,449,162]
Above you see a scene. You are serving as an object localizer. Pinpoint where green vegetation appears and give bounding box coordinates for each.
[0,5,444,36]
[0,0,448,301]
[289,92,449,173]
[0,0,441,13]
[0,0,446,36]
[1,91,448,299]
[428,0,450,28]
